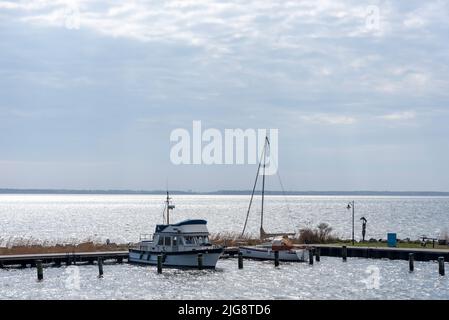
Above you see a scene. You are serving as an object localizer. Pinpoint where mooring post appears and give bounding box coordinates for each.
[409,253,414,272]
[66,253,72,266]
[238,252,243,269]
[98,257,103,278]
[157,254,163,274]
[36,260,43,281]
[315,247,321,262]
[198,253,203,270]
[274,250,280,267]
[342,246,347,262]
[309,249,314,265]
[438,257,445,276]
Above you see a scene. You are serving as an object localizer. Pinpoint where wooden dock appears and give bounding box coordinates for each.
[0,248,241,268]
[1,246,447,268]
[0,251,128,267]
[302,244,449,262]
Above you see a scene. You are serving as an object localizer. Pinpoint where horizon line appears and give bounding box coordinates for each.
[1,188,449,196]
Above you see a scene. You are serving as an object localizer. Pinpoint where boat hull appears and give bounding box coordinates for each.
[239,246,309,262]
[128,248,223,269]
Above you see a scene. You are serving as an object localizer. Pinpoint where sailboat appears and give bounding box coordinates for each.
[238,137,309,262]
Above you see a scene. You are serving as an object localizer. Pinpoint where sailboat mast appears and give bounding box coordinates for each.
[260,137,267,235]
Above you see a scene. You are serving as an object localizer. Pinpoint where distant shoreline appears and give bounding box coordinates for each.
[1,189,449,196]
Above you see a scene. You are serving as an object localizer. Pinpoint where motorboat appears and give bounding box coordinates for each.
[129,192,223,268]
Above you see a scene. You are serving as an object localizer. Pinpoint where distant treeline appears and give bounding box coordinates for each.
[1,189,449,196]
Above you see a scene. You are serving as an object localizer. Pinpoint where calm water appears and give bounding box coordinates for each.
[1,258,448,299]
[0,194,448,245]
[1,194,449,300]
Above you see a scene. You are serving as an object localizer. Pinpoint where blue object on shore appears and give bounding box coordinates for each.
[387,233,397,247]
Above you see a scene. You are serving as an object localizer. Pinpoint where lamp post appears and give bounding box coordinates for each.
[347,201,355,245]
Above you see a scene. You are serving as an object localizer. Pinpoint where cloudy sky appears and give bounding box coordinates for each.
[1,0,449,191]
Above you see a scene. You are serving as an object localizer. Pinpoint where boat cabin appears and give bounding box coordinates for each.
[137,219,212,252]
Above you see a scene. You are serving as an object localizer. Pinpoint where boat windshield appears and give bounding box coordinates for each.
[184,235,210,245]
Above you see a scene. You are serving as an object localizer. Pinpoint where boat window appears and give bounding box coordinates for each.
[173,236,177,246]
[197,236,209,245]
[184,236,196,245]
[178,237,184,245]
[157,236,163,246]
[164,237,171,246]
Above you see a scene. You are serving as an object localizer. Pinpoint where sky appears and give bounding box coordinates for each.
[1,0,449,192]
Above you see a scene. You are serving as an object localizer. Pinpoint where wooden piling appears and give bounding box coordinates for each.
[98,257,103,278]
[197,253,203,270]
[274,250,280,267]
[66,254,72,266]
[315,248,321,262]
[36,260,43,281]
[238,252,243,269]
[309,249,314,265]
[438,257,445,276]
[409,253,414,272]
[342,246,347,262]
[157,254,163,274]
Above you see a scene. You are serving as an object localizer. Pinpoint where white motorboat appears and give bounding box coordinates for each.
[239,136,310,262]
[129,192,223,268]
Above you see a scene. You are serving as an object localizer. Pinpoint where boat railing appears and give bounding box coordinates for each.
[139,233,153,241]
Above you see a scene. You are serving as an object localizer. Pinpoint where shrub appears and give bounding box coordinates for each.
[298,223,337,244]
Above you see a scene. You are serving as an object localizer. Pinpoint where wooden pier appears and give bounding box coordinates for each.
[0,251,128,268]
[1,246,447,268]
[0,248,241,268]
[302,244,449,262]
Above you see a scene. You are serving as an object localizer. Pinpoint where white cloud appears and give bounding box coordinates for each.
[300,113,357,125]
[403,14,426,29]
[379,111,416,121]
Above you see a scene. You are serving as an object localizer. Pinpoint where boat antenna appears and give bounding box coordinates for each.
[165,190,175,224]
